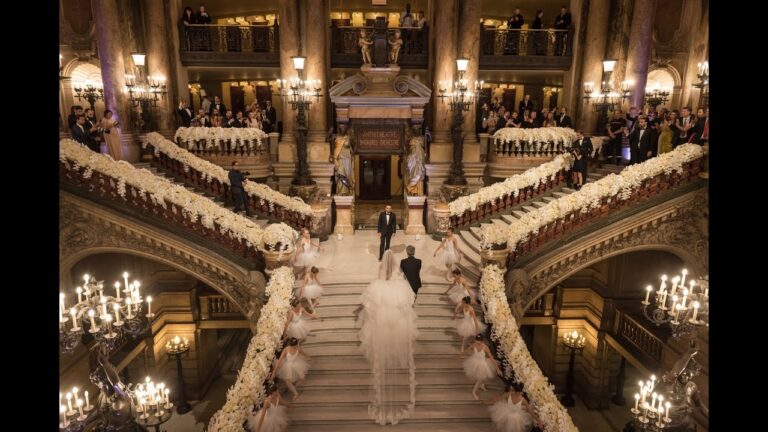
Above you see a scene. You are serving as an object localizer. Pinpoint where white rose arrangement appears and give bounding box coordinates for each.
[175,126,268,152]
[493,127,579,147]
[261,223,299,251]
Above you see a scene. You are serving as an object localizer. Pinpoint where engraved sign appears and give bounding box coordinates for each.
[355,125,403,154]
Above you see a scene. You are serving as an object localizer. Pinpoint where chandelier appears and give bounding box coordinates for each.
[692,60,709,107]
[437,58,481,113]
[59,272,153,354]
[641,268,709,340]
[73,80,104,110]
[644,84,671,111]
[630,374,672,430]
[125,52,167,107]
[583,59,632,112]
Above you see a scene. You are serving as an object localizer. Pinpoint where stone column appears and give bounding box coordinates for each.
[167,0,190,124]
[144,0,174,135]
[92,0,137,161]
[458,0,480,149]
[430,0,457,158]
[624,0,658,110]
[278,0,300,151]
[577,0,611,135]
[303,0,329,161]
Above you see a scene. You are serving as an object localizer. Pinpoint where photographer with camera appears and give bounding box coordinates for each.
[229,161,254,216]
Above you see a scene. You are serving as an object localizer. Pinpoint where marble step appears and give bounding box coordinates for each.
[469,226,484,241]
[301,369,498,387]
[562,187,577,193]
[531,201,548,209]
[308,305,468,321]
[312,283,455,296]
[291,385,504,406]
[521,205,537,213]
[302,341,465,357]
[287,403,493,425]
[500,214,517,224]
[305,315,483,333]
[541,196,557,204]
[308,354,472,372]
[512,210,527,219]
[309,292,456,308]
[286,422,493,432]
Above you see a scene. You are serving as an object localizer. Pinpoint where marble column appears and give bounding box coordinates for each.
[430,0,457,151]
[278,0,300,150]
[92,0,136,161]
[624,0,658,110]
[577,0,610,135]
[458,0,480,147]
[303,0,329,162]
[144,0,174,135]
[167,0,190,122]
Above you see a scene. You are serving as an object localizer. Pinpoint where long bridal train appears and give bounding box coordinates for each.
[357,250,420,425]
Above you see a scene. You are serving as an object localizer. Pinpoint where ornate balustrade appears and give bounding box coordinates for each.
[330,25,428,68]
[490,139,570,159]
[199,295,242,320]
[615,309,665,365]
[480,28,573,70]
[180,23,279,66]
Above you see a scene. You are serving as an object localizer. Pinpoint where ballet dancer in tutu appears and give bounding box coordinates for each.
[485,382,542,432]
[458,334,502,400]
[433,227,463,281]
[270,337,311,401]
[293,228,320,278]
[446,269,478,305]
[297,267,324,312]
[453,296,487,351]
[283,299,319,341]
[246,382,290,432]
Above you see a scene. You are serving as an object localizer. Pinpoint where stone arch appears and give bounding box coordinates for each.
[647,64,683,107]
[63,60,107,116]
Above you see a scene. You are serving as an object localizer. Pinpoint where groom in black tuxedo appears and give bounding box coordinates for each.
[377,205,397,261]
[400,245,422,296]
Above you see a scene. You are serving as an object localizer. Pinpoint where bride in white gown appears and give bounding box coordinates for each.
[358,250,419,425]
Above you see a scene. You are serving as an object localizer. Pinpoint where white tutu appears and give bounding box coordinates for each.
[286,313,310,340]
[276,351,309,382]
[300,281,323,300]
[294,243,318,267]
[463,348,496,382]
[438,240,461,267]
[456,311,487,338]
[246,402,289,432]
[447,283,477,305]
[488,397,533,432]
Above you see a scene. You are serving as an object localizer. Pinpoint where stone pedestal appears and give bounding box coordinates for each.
[441,183,468,202]
[478,133,491,160]
[480,244,509,270]
[268,132,280,161]
[310,201,332,240]
[259,247,295,275]
[333,195,355,235]
[405,196,426,235]
[430,202,451,238]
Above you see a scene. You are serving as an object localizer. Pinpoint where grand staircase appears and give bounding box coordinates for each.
[286,276,501,431]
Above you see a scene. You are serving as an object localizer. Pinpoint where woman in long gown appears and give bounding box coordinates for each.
[100,110,122,160]
[294,228,320,278]
[446,269,477,305]
[657,111,675,154]
[246,382,290,432]
[459,334,502,400]
[486,382,542,432]
[358,250,419,425]
[433,228,463,281]
[270,337,310,401]
[283,299,319,341]
[297,267,323,312]
[453,296,487,351]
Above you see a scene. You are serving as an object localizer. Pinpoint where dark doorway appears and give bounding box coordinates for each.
[359,156,390,200]
[230,86,245,115]
[502,88,517,113]
[255,85,272,107]
[549,92,559,110]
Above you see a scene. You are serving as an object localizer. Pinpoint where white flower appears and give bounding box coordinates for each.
[261,223,299,249]
[493,127,578,146]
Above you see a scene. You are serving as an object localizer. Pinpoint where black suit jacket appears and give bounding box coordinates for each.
[555,12,572,29]
[377,212,397,235]
[557,114,573,128]
[266,106,277,125]
[70,124,90,145]
[228,169,247,189]
[518,100,533,115]
[400,256,422,293]
[177,107,193,127]
[629,127,657,161]
[575,137,593,159]
[209,103,226,117]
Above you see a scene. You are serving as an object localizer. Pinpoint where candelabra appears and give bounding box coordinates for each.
[59,272,153,354]
[629,374,672,431]
[133,376,174,432]
[73,80,104,111]
[692,61,709,108]
[583,59,632,134]
[644,85,671,112]
[165,336,192,414]
[437,58,481,186]
[641,268,709,340]
[125,52,167,108]
[59,385,96,432]
[277,55,323,188]
[560,330,586,407]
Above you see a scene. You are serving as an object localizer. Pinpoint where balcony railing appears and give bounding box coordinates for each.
[479,28,573,70]
[199,295,243,320]
[180,24,280,66]
[616,311,664,364]
[331,25,428,68]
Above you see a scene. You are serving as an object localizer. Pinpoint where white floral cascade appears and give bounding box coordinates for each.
[142,132,313,217]
[482,144,704,248]
[60,139,277,248]
[207,266,295,432]
[449,154,573,217]
[174,126,268,151]
[480,265,579,432]
[261,223,299,251]
[493,127,579,151]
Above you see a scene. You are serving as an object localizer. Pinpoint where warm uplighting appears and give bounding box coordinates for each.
[292,55,306,71]
[563,330,586,349]
[165,335,191,355]
[125,53,167,107]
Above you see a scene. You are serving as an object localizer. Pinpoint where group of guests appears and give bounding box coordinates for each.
[67,105,122,160]
[177,95,277,132]
[502,5,572,56]
[481,96,573,134]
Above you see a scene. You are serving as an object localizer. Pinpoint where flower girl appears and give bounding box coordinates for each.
[297,267,324,312]
[284,299,319,340]
[453,296,487,350]
[485,382,542,432]
[458,334,502,400]
[294,228,320,278]
[433,228,462,281]
[246,382,290,432]
[446,269,477,305]
[270,337,310,401]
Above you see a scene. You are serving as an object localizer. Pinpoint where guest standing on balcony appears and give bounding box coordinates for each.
[522,110,535,129]
[518,95,533,116]
[193,109,210,127]
[674,107,695,148]
[557,107,572,128]
[264,100,277,133]
[209,95,226,118]
[575,130,593,183]
[223,110,237,128]
[605,109,627,164]
[195,4,212,51]
[694,107,708,144]
[554,5,571,56]
[417,11,426,28]
[177,99,193,127]
[657,111,674,155]
[100,110,122,160]
[532,10,545,55]
[181,6,196,50]
[400,3,414,52]
[543,112,557,128]
[229,161,253,216]
[507,9,524,55]
[629,115,656,164]
[531,111,543,128]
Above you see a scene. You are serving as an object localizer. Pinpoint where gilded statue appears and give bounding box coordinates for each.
[388,29,403,64]
[359,29,373,64]
[329,124,354,195]
[405,125,426,196]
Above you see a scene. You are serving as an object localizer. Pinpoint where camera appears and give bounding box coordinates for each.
[242,171,251,176]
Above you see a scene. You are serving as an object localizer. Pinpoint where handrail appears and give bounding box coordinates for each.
[185,23,275,28]
[616,310,664,364]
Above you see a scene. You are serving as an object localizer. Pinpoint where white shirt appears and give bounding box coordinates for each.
[638,128,645,146]
[385,213,390,224]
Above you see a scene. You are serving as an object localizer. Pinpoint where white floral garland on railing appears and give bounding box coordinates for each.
[174,126,268,151]
[449,154,573,217]
[207,266,295,432]
[60,139,291,248]
[493,127,579,151]
[481,144,704,246]
[261,223,299,249]
[480,265,579,432]
[142,133,313,217]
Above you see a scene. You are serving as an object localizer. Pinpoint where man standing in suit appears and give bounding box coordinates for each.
[557,107,573,128]
[507,8,524,55]
[71,115,99,152]
[574,130,593,182]
[554,5,572,55]
[209,95,226,118]
[228,161,254,216]
[265,100,277,132]
[177,99,193,127]
[518,94,533,116]
[629,116,656,165]
[400,245,422,298]
[377,205,397,261]
[68,105,84,129]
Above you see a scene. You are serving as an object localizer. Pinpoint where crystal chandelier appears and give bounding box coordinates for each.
[641,268,709,339]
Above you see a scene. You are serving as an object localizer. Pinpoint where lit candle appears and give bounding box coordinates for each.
[77,398,84,418]
[59,297,64,322]
[634,393,640,410]
[660,290,668,308]
[644,285,653,303]
[135,281,142,303]
[66,392,73,412]
[76,286,83,303]
[704,287,708,298]
[147,296,153,317]
[680,269,687,288]
[70,308,79,330]
[681,288,688,309]
[665,401,671,421]
[60,405,68,427]
[689,279,696,294]
[671,276,680,296]
[123,272,129,293]
[126,299,133,319]
[165,388,170,406]
[115,282,121,299]
[657,395,664,412]
[691,302,700,322]
[114,303,121,323]
[83,274,90,284]
[88,309,98,331]
[60,292,66,312]
[651,392,658,411]
[650,375,656,391]
[85,390,90,409]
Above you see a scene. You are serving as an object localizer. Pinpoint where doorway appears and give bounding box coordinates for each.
[359,156,390,200]
[230,86,245,114]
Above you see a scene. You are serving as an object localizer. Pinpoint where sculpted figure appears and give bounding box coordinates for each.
[388,29,403,64]
[405,126,425,196]
[329,124,354,195]
[359,29,373,64]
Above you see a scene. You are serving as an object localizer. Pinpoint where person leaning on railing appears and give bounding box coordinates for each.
[554,5,572,56]
[532,10,546,55]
